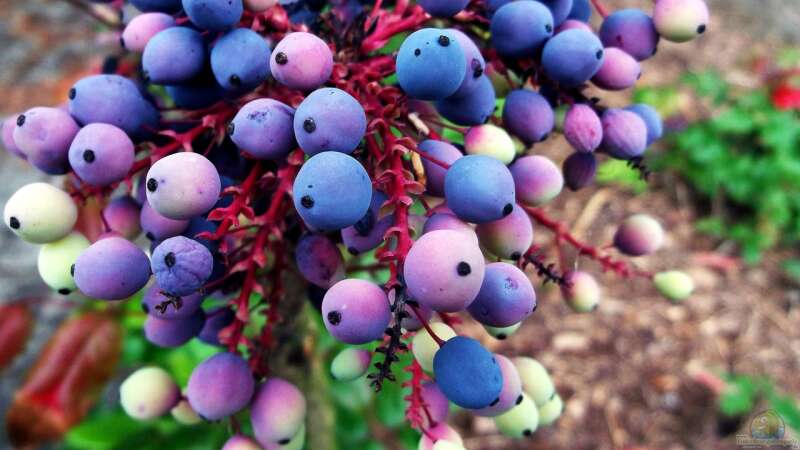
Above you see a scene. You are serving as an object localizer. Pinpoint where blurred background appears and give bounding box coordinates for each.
[2,0,800,449]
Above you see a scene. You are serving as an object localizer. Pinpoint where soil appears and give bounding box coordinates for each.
[1,1,799,449]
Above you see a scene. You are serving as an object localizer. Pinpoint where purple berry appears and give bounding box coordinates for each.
[562,151,597,191]
[422,213,477,243]
[142,284,204,319]
[211,28,272,91]
[69,74,159,138]
[421,381,450,426]
[198,306,236,345]
[145,152,222,220]
[625,103,663,145]
[418,140,463,197]
[433,336,503,409]
[182,0,244,31]
[144,309,206,347]
[404,229,485,312]
[69,123,135,186]
[222,435,262,450]
[491,1,554,58]
[322,278,391,344]
[187,352,255,420]
[592,47,642,91]
[435,75,497,126]
[13,107,79,174]
[613,214,664,256]
[471,354,522,417]
[151,236,214,296]
[251,378,307,445]
[600,108,648,159]
[2,116,25,159]
[563,104,602,153]
[510,155,564,206]
[103,196,142,240]
[341,215,391,255]
[140,201,189,241]
[542,29,605,88]
[450,29,486,98]
[418,0,468,17]
[467,262,537,327]
[502,89,555,145]
[293,88,367,155]
[599,8,659,60]
[121,12,175,52]
[73,236,151,300]
[295,234,344,288]
[230,98,296,160]
[475,204,533,260]
[143,27,206,84]
[270,32,333,91]
[445,155,516,224]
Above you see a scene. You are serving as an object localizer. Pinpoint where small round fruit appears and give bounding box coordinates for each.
[144,310,205,347]
[141,284,204,320]
[322,279,391,344]
[295,234,345,288]
[563,104,603,153]
[145,152,221,220]
[270,32,333,91]
[222,435,262,450]
[510,155,564,207]
[13,107,79,174]
[467,262,537,327]
[187,352,255,420]
[396,28,466,101]
[502,89,555,145]
[103,196,142,240]
[420,381,450,426]
[151,236,214,296]
[475,204,533,260]
[251,378,307,445]
[433,336,503,409]
[493,392,539,438]
[600,108,648,160]
[120,366,180,420]
[464,124,515,164]
[484,322,522,340]
[537,394,564,426]
[653,0,709,43]
[293,88,367,156]
[418,423,463,450]
[37,232,90,295]
[73,237,151,300]
[229,98,296,160]
[4,183,78,244]
[411,322,457,372]
[417,139,463,197]
[653,270,695,302]
[171,397,202,425]
[445,154,516,223]
[561,270,601,312]
[513,357,555,406]
[330,348,372,381]
[613,213,664,256]
[472,354,523,417]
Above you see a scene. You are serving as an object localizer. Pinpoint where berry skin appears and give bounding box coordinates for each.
[653,0,709,43]
[165,72,227,110]
[68,123,135,187]
[292,151,372,231]
[144,309,206,347]
[418,423,463,450]
[420,381,450,426]
[449,29,486,98]
[464,124,516,164]
[502,89,555,145]
[568,0,591,22]
[411,322,457,372]
[121,12,175,52]
[654,270,695,302]
[198,306,236,346]
[625,103,664,145]
[537,393,564,426]
[563,104,603,153]
[542,29,605,88]
[119,367,181,420]
[103,196,142,240]
[322,278,391,344]
[557,19,593,33]
[445,155,516,224]
[244,0,278,12]
[475,204,534,260]
[404,229,486,312]
[432,442,467,450]
[484,322,522,340]
[270,32,333,91]
[433,336,504,409]
[151,236,214,296]
[230,98,296,160]
[422,213,478,244]
[513,357,556,406]
[293,88,367,155]
[490,1,554,58]
[472,354,523,417]
[171,396,202,425]
[73,237,151,300]
[592,47,642,91]
[37,232,90,295]
[141,284,204,320]
[418,0,468,17]
[130,0,183,13]
[467,262,537,327]
[397,28,466,101]
[250,378,307,445]
[539,0,575,26]
[13,107,79,174]
[417,140,463,197]
[330,348,372,381]
[510,155,564,207]
[600,108,648,159]
[145,152,222,220]
[562,151,598,191]
[69,74,159,138]
[187,352,255,420]
[211,28,272,92]
[561,270,601,312]
[599,8,660,60]
[222,435,262,450]
[295,234,345,288]
[1,115,25,159]
[263,425,305,450]
[142,27,206,84]
[613,214,664,256]
[493,392,540,438]
[435,75,497,126]
[140,201,189,241]
[4,182,78,244]
[341,215,392,255]
[182,0,244,31]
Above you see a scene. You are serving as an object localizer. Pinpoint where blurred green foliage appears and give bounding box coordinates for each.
[637,71,800,263]
[58,292,418,450]
[719,374,800,431]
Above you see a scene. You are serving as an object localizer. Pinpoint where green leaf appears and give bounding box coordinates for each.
[65,412,141,450]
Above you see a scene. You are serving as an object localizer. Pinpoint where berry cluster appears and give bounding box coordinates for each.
[2,0,707,447]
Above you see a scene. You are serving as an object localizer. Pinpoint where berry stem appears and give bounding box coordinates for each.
[589,0,610,18]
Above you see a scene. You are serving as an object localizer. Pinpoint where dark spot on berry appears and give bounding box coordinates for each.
[490,397,500,406]
[83,149,96,163]
[503,203,514,216]
[147,178,158,192]
[545,24,553,33]
[596,49,604,60]
[457,262,471,276]
[70,264,75,276]
[471,59,483,78]
[164,252,176,268]
[69,88,76,100]
[229,74,241,86]
[16,115,25,127]
[516,394,524,405]
[278,438,291,445]
[301,195,314,208]
[9,217,20,229]
[146,231,155,240]
[348,247,358,255]
[540,133,550,142]
[523,429,533,437]
[697,24,706,34]
[327,310,342,325]
[58,288,70,295]
[414,48,421,56]
[438,35,450,46]
[227,122,235,135]
[303,118,316,133]
[119,37,125,49]
[275,52,288,65]
[510,252,521,260]
[497,333,507,340]
[637,71,642,80]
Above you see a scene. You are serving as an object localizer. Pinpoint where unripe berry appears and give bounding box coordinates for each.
[561,270,601,313]
[418,423,463,450]
[654,270,695,302]
[537,393,564,426]
[653,0,709,43]
[330,348,372,381]
[263,425,305,450]
[513,357,555,406]
[322,279,391,345]
[510,156,564,207]
[37,232,90,295]
[251,378,307,445]
[222,434,262,450]
[171,396,202,425]
[464,124,516,164]
[613,214,664,256]
[120,367,180,420]
[493,393,539,438]
[432,441,467,450]
[475,204,534,260]
[484,322,522,340]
